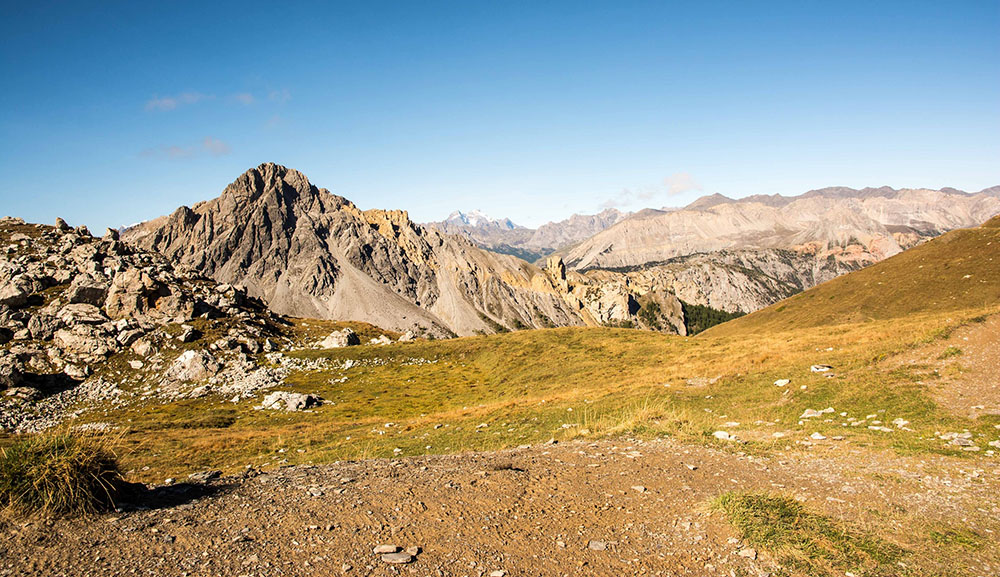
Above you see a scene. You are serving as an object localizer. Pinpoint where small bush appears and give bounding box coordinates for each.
[0,432,125,516]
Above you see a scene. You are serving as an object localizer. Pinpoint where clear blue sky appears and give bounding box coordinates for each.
[1,1,998,231]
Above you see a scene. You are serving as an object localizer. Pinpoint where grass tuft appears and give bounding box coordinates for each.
[0,432,126,517]
[712,492,909,577]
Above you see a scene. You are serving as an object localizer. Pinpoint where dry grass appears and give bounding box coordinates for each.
[0,431,126,517]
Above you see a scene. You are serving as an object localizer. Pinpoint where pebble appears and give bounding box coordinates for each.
[380,552,414,564]
[373,545,399,554]
[588,540,607,551]
[810,432,826,440]
[737,547,757,559]
[631,485,647,493]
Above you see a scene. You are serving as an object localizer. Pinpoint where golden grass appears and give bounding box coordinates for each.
[79,304,1000,482]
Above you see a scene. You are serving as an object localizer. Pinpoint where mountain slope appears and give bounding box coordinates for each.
[125,164,605,337]
[704,215,1000,335]
[567,186,1000,271]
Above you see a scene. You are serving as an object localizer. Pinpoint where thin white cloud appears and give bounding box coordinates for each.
[141,136,232,159]
[145,92,212,111]
[233,92,255,105]
[663,172,702,196]
[203,136,231,156]
[601,172,704,208]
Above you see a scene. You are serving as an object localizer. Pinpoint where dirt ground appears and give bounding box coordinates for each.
[892,315,1000,419]
[2,437,998,577]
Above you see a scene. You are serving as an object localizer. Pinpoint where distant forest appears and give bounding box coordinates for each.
[680,301,745,335]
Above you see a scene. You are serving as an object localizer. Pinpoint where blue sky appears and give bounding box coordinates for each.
[1,1,998,231]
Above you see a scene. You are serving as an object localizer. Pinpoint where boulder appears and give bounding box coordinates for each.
[27,313,62,340]
[259,391,322,411]
[54,326,112,356]
[370,335,392,346]
[0,353,24,390]
[164,350,221,383]
[318,328,360,348]
[55,217,71,231]
[56,303,107,325]
[398,330,415,342]
[104,268,170,320]
[65,275,109,306]
[104,228,120,241]
[0,278,31,307]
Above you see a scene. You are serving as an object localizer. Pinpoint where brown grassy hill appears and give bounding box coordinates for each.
[704,216,1000,336]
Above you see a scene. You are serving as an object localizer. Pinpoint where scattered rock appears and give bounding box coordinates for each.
[188,470,222,483]
[810,364,833,372]
[588,540,607,551]
[260,391,322,411]
[774,379,790,387]
[737,547,757,560]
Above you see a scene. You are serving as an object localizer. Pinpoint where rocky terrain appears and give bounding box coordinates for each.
[565,186,1000,270]
[123,164,681,336]
[0,216,298,432]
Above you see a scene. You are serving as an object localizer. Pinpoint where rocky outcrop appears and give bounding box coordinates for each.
[0,216,290,431]
[124,164,662,337]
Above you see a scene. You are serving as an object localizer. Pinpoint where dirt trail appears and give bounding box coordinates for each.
[894,315,1000,418]
[2,438,998,577]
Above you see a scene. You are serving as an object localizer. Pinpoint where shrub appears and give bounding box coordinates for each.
[0,432,125,516]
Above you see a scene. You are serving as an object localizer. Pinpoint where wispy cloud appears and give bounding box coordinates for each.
[233,92,255,105]
[145,92,212,111]
[268,88,291,103]
[202,136,231,156]
[601,173,704,209]
[140,136,232,159]
[663,172,702,196]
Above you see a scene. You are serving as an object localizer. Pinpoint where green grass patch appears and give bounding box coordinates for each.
[937,346,963,359]
[0,432,125,517]
[713,492,909,577]
[928,527,984,550]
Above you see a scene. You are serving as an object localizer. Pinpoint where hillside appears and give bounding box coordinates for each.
[705,215,1000,335]
[566,186,1000,270]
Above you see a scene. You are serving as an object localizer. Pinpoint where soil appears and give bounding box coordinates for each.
[2,437,998,577]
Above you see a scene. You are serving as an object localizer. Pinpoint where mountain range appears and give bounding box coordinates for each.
[122,164,1000,335]
[425,208,627,262]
